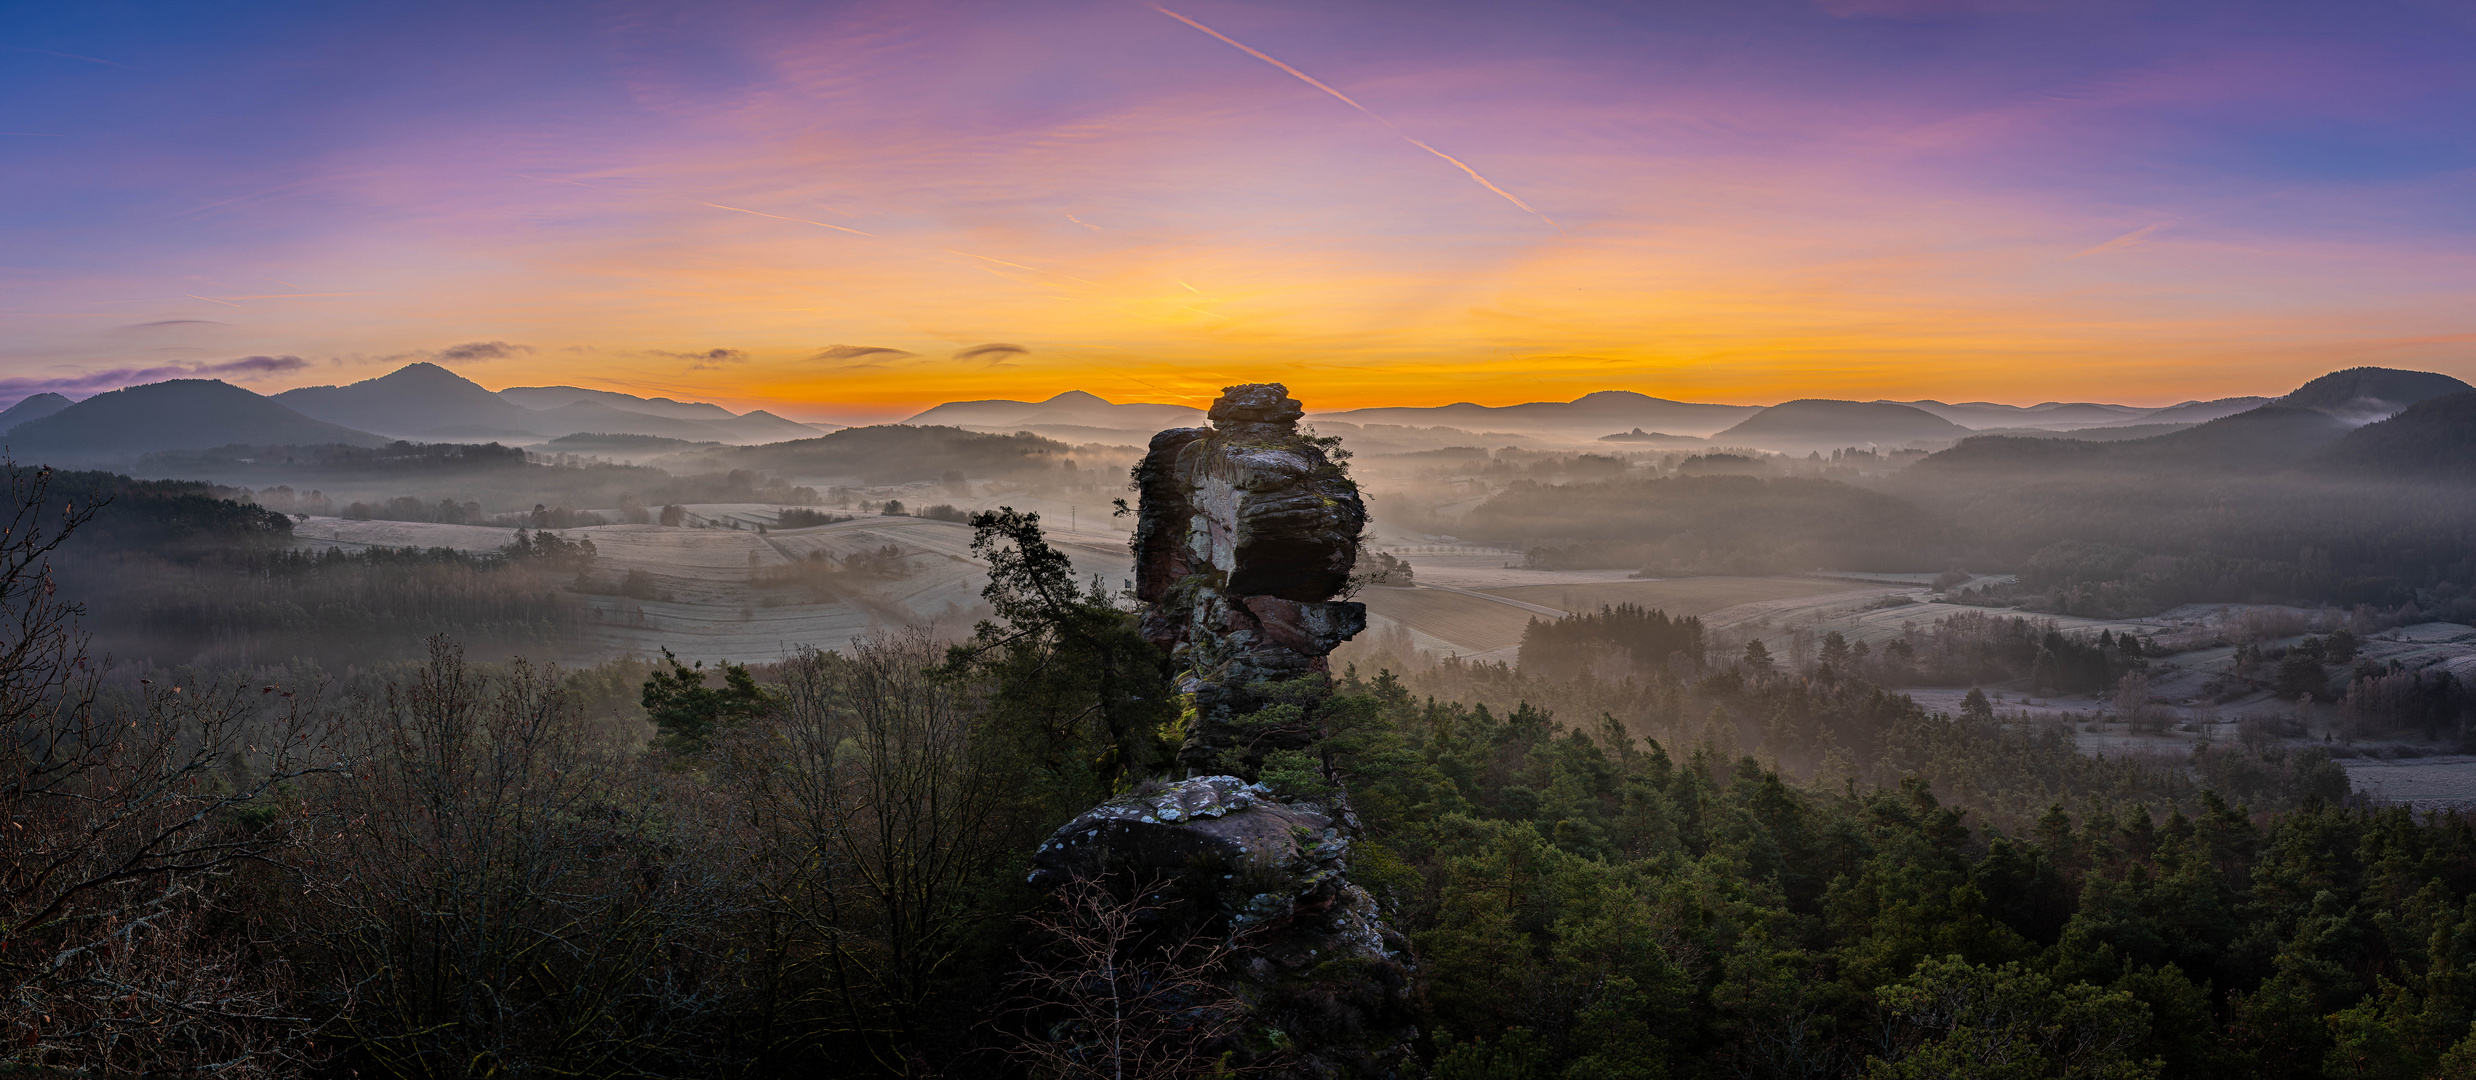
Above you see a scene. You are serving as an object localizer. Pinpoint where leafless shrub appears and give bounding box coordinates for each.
[722,630,1022,1068]
[304,636,747,1076]
[1,461,347,1076]
[1007,874,1253,1080]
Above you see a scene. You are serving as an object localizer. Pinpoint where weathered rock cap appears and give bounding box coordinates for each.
[1026,775,1349,933]
[1208,383,1305,427]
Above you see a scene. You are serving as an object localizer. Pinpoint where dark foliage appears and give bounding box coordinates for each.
[640,648,777,750]
[1517,603,1706,681]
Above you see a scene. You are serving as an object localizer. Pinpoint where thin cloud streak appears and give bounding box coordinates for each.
[1153,5,1561,233]
[700,202,873,236]
[2068,222,2171,260]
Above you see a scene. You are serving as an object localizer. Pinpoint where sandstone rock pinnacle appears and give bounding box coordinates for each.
[1130,382,1369,775]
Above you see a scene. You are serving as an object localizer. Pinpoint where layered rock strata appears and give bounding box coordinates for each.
[1131,383,1368,774]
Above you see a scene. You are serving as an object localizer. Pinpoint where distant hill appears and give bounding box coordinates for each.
[714,409,830,442]
[0,393,75,431]
[497,384,740,420]
[2121,407,2355,468]
[1907,370,2463,480]
[1898,400,2147,430]
[1598,428,1708,446]
[1314,391,1758,438]
[524,400,733,442]
[276,362,539,438]
[1916,405,2353,478]
[1711,399,1968,452]
[1961,422,2197,442]
[904,390,1204,432]
[2310,390,2476,481]
[2276,367,2472,425]
[277,366,842,444]
[506,388,843,436]
[2090,397,2270,427]
[1895,396,2268,430]
[8,380,387,464]
[706,424,1096,484]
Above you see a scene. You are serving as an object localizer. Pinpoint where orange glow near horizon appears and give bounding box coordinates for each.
[5,2,2472,422]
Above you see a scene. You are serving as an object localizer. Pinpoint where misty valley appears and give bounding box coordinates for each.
[13,367,2476,1080]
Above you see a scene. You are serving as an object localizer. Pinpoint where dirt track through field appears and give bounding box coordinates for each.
[1483,576,1868,620]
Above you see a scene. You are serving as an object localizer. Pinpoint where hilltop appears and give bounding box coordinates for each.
[1711,399,1968,453]
[7,380,386,464]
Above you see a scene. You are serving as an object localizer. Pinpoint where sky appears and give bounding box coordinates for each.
[3,0,2473,422]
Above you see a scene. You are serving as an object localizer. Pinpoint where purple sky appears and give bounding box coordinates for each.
[3,0,2472,417]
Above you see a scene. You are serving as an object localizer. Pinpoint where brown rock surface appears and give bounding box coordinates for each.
[1131,383,1368,774]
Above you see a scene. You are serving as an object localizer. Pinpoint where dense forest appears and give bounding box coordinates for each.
[14,457,2476,1080]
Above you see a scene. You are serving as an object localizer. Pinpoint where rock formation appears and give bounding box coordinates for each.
[1131,383,1369,775]
[1023,384,1413,1077]
[1028,775,1416,1077]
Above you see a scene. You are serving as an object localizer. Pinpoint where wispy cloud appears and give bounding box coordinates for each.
[812,344,917,364]
[0,354,310,407]
[118,319,230,331]
[954,342,1030,362]
[651,346,752,369]
[435,340,532,361]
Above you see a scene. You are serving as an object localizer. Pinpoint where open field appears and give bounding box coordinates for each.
[2342,756,2476,810]
[292,498,1134,664]
[1485,576,1881,623]
[1355,574,1916,662]
[1355,587,1555,662]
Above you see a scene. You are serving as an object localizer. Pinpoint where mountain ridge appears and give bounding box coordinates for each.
[9,380,388,464]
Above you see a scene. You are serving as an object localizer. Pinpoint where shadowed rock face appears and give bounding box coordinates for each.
[1028,776,1417,1078]
[1131,383,1368,775]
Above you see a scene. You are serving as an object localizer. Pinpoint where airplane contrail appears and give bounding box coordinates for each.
[2066,222,2169,261]
[1154,5,1560,234]
[700,202,873,236]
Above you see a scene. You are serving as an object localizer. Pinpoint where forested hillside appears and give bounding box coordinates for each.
[10,476,2467,1079]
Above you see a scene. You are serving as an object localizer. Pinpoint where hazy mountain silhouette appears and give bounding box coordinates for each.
[1315,391,1758,438]
[276,362,538,438]
[2124,406,2353,469]
[1712,400,1969,452]
[706,425,1086,485]
[2088,397,2270,427]
[275,366,838,443]
[523,400,735,441]
[2276,367,2472,425]
[721,410,834,441]
[904,390,1205,432]
[497,385,738,421]
[0,393,75,432]
[1897,400,2147,430]
[2310,390,2476,481]
[1914,368,2473,479]
[8,380,386,463]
